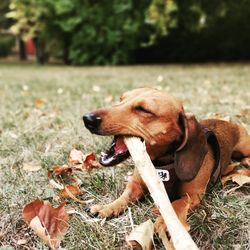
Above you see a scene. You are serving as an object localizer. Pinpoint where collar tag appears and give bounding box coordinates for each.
[156,169,170,182]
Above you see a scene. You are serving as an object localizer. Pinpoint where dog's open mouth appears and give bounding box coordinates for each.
[99,135,130,166]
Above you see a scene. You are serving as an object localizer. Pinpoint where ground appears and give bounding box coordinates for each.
[0,62,249,250]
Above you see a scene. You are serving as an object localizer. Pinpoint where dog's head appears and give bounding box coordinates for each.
[83,88,207,181]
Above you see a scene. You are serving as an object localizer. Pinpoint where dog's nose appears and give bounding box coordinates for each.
[83,112,102,131]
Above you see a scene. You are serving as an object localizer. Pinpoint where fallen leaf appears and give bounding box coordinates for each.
[58,185,82,199]
[69,149,84,165]
[48,165,72,177]
[49,151,100,178]
[17,239,27,245]
[23,200,68,249]
[23,163,42,172]
[59,186,89,204]
[69,149,100,171]
[83,152,101,171]
[34,98,46,108]
[222,168,250,193]
[126,219,154,250]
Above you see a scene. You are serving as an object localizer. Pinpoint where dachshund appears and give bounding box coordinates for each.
[83,88,250,233]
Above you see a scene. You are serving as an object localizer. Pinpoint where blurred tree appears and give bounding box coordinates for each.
[0,0,12,30]
[6,0,43,61]
[7,0,151,64]
[7,0,250,64]
[138,0,250,62]
[68,0,151,64]
[0,0,15,58]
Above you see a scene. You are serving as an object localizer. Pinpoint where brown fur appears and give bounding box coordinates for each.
[86,88,250,232]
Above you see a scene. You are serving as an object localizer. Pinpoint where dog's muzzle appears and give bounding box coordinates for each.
[83,112,102,132]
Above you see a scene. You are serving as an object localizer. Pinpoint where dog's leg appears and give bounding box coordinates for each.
[232,126,250,167]
[90,168,146,218]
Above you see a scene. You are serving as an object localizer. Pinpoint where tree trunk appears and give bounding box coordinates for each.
[63,36,70,65]
[18,38,27,60]
[34,37,46,64]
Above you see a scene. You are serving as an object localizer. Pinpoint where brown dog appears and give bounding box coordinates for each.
[83,88,250,233]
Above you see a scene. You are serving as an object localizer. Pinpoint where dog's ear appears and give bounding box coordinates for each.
[174,113,208,181]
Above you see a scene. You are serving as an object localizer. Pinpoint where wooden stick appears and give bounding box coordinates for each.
[124,137,198,250]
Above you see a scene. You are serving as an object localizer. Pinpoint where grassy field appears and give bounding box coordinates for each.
[0,62,249,250]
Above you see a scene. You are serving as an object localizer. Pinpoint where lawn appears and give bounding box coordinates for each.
[0,62,249,250]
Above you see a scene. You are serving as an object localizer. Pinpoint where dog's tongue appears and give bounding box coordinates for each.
[114,137,128,153]
[99,136,130,166]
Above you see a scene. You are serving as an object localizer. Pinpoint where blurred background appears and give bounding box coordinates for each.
[1,0,250,65]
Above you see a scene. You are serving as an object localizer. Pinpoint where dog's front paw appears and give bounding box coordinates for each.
[89,202,126,218]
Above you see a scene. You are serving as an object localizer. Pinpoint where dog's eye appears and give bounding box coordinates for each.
[135,106,152,114]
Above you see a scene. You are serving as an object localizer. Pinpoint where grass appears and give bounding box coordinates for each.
[0,62,249,250]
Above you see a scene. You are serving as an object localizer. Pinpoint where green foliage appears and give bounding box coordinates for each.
[6,0,43,40]
[139,0,250,62]
[0,0,12,29]
[0,34,15,57]
[68,0,150,65]
[7,0,151,65]
[6,0,250,64]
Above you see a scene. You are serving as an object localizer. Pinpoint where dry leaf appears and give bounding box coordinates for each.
[222,168,250,193]
[59,186,89,204]
[126,219,154,250]
[23,200,68,249]
[49,151,100,178]
[69,149,84,165]
[17,239,27,245]
[83,152,101,171]
[58,185,82,199]
[23,163,42,172]
[48,165,73,177]
[35,98,46,108]
[69,149,100,171]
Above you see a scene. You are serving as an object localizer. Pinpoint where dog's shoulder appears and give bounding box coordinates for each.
[201,118,240,154]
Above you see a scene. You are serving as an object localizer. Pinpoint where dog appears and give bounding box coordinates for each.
[83,88,250,233]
